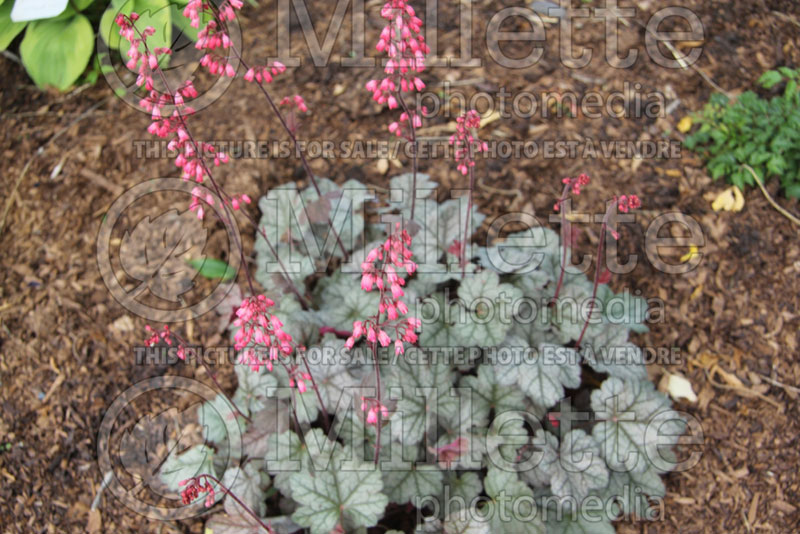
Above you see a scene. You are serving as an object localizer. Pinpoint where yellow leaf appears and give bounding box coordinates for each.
[677,116,693,133]
[680,245,699,263]
[732,185,745,211]
[666,374,698,403]
[712,186,745,212]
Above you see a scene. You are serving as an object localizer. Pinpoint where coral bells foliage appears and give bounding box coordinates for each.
[233,295,294,372]
[366,0,429,122]
[346,224,420,356]
[449,110,488,176]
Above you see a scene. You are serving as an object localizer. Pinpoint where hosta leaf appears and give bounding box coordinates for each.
[591,377,686,473]
[19,14,94,91]
[289,460,388,534]
[221,462,268,516]
[387,350,459,445]
[531,429,609,503]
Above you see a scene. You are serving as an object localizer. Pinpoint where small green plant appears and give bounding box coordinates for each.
[0,0,194,91]
[685,67,800,198]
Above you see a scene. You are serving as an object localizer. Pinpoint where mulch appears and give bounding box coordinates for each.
[1,0,799,532]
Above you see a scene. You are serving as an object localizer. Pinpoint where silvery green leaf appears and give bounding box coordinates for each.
[265,430,305,495]
[549,279,593,344]
[265,429,343,497]
[418,293,465,348]
[317,270,380,331]
[241,401,291,458]
[411,198,485,269]
[519,430,558,489]
[480,227,558,275]
[443,506,490,534]
[581,325,647,381]
[205,511,267,534]
[596,466,665,520]
[234,364,278,417]
[305,335,360,413]
[275,295,321,347]
[221,462,268,517]
[198,394,245,445]
[545,512,615,534]
[516,343,581,409]
[159,444,217,493]
[254,240,315,294]
[453,270,522,348]
[387,349,459,445]
[482,467,545,534]
[533,429,609,503]
[591,377,686,474]
[442,472,483,512]
[382,445,443,505]
[333,405,393,463]
[483,411,528,469]
[460,365,526,428]
[289,459,388,534]
[272,364,319,424]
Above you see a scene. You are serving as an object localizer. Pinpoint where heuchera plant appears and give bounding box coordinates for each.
[122,2,686,533]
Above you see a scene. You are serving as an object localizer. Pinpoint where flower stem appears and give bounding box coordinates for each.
[460,165,475,279]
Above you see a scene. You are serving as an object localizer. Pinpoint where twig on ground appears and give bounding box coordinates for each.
[741,164,800,226]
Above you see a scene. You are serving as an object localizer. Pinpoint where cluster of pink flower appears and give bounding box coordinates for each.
[388,107,426,139]
[449,110,488,176]
[345,224,420,357]
[144,324,187,360]
[179,476,216,507]
[116,14,231,192]
[365,0,430,131]
[188,188,251,219]
[616,194,641,213]
[244,62,286,84]
[361,396,389,425]
[232,295,294,372]
[184,0,242,76]
[553,173,591,212]
[608,194,642,239]
[279,94,309,113]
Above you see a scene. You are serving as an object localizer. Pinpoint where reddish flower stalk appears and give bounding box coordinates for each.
[575,194,641,347]
[366,0,430,219]
[180,475,275,533]
[449,110,487,278]
[345,224,420,463]
[552,174,590,303]
[115,13,313,307]
[145,325,252,423]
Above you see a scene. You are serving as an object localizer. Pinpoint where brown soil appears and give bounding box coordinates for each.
[1,0,799,533]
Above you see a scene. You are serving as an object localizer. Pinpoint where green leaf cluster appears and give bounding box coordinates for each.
[685,67,800,198]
